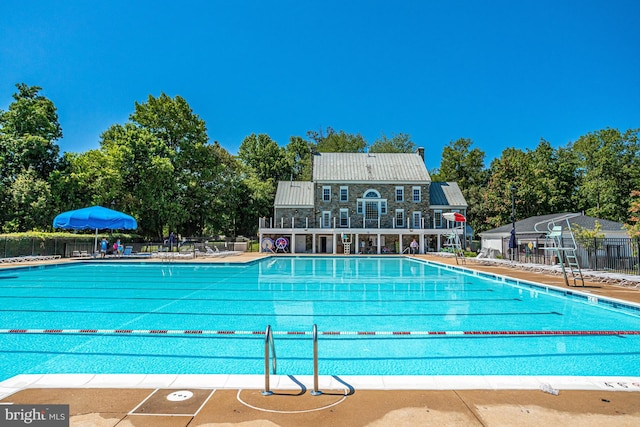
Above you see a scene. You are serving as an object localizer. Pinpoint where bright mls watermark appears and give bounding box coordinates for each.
[1,405,69,426]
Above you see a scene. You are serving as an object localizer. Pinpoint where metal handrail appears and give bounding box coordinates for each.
[311,324,322,396]
[262,324,276,396]
[533,213,580,233]
[262,324,321,397]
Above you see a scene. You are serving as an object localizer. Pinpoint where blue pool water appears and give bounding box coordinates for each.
[0,256,639,381]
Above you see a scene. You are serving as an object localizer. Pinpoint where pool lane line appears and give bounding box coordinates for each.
[1,329,639,337]
[0,308,562,317]
[0,294,520,303]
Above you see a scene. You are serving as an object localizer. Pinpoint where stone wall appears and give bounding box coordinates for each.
[311,183,431,228]
[274,207,316,228]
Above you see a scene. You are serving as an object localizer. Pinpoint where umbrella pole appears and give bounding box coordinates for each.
[95,228,98,254]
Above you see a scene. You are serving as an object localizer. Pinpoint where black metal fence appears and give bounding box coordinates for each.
[0,236,253,259]
[503,236,640,276]
[0,237,96,258]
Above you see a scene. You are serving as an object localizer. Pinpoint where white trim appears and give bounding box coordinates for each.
[322,186,331,202]
[322,211,331,228]
[339,186,349,202]
[395,186,404,202]
[412,186,421,202]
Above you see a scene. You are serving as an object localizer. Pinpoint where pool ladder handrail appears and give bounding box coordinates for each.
[262,324,277,396]
[262,324,322,396]
[311,324,322,395]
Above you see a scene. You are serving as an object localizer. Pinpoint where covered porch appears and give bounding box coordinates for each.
[258,226,462,255]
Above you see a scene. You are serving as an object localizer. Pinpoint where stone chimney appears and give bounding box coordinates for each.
[416,147,425,160]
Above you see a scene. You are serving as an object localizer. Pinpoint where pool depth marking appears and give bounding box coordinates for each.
[1,328,639,337]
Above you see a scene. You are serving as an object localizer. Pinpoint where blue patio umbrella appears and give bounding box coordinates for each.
[53,206,137,252]
[508,228,517,249]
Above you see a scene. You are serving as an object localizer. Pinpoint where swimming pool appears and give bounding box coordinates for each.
[0,256,639,381]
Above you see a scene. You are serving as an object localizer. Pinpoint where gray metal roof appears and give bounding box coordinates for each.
[479,213,625,236]
[313,152,431,183]
[429,182,467,207]
[274,181,314,207]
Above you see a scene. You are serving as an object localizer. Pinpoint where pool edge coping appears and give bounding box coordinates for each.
[1,373,640,400]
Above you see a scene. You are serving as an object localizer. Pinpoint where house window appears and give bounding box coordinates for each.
[340,208,349,227]
[322,186,331,202]
[322,211,331,228]
[412,186,421,202]
[359,189,386,224]
[365,201,379,220]
[395,209,405,228]
[340,186,348,202]
[434,210,442,228]
[412,211,422,228]
[395,187,404,202]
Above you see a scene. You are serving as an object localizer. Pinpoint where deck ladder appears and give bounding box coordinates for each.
[262,325,277,395]
[262,324,322,396]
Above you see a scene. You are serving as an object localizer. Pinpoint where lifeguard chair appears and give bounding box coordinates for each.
[443,212,466,265]
[341,233,351,255]
[534,215,584,287]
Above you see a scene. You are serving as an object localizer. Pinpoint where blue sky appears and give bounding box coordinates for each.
[1,0,638,170]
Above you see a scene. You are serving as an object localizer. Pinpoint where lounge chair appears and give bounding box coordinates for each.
[206,246,221,255]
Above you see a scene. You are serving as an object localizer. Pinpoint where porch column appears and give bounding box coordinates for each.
[398,233,403,254]
[333,233,337,254]
[419,232,425,254]
[291,233,296,254]
[377,234,381,254]
[437,233,441,251]
[312,233,316,254]
[355,233,360,254]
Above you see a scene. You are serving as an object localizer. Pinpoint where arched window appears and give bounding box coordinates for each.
[357,189,386,221]
[364,189,380,199]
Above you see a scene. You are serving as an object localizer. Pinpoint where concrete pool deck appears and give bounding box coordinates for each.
[1,253,639,425]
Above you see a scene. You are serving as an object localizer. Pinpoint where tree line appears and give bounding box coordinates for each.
[1,83,639,239]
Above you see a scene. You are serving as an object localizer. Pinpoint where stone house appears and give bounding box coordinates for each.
[258,148,467,254]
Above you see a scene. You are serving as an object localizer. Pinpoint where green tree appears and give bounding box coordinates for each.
[3,170,52,232]
[431,138,488,234]
[572,128,640,222]
[0,84,62,231]
[481,147,528,230]
[207,145,246,238]
[518,139,579,217]
[0,84,62,180]
[369,132,416,153]
[625,190,640,238]
[431,138,486,189]
[307,127,367,152]
[572,220,605,262]
[285,136,313,181]
[130,93,207,150]
[99,123,175,238]
[238,133,291,183]
[129,93,213,238]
